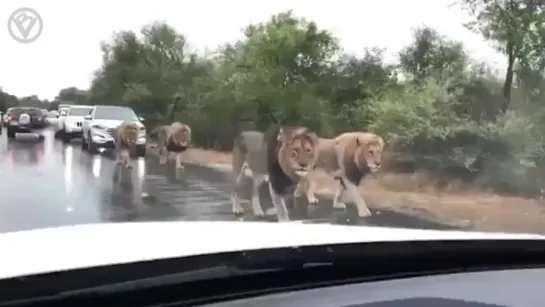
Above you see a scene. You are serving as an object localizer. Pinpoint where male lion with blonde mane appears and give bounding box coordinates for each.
[294,132,384,217]
[231,125,320,221]
[150,122,192,169]
[115,121,141,169]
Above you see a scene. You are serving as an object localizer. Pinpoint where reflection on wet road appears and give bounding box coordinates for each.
[0,129,460,233]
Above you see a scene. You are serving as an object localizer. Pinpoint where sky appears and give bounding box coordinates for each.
[0,0,506,101]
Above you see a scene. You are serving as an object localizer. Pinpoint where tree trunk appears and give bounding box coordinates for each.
[502,42,515,113]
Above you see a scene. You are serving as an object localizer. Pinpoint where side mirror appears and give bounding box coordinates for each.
[56,114,60,118]
[138,116,145,122]
[84,115,92,120]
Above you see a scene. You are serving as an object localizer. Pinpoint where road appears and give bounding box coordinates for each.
[0,128,462,233]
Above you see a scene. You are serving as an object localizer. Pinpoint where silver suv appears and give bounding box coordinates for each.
[81,105,146,156]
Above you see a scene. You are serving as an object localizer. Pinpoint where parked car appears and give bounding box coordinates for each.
[54,107,69,138]
[81,105,146,156]
[60,105,94,144]
[5,107,47,140]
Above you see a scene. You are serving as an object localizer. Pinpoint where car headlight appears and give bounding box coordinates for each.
[92,124,107,130]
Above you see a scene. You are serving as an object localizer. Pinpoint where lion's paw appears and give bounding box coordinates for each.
[265,207,277,216]
[332,201,347,210]
[231,195,244,215]
[232,206,244,215]
[252,207,265,217]
[307,194,319,205]
[357,207,372,217]
[251,201,265,217]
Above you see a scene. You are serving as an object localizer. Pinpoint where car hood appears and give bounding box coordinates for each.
[91,119,143,129]
[0,221,544,280]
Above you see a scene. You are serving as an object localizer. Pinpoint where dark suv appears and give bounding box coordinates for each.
[6,107,47,140]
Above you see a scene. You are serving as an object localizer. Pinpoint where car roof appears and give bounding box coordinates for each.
[12,107,40,110]
[94,105,129,108]
[68,105,93,109]
[8,107,41,114]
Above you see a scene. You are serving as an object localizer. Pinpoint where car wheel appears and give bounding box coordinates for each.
[7,128,15,139]
[87,133,98,154]
[136,145,146,157]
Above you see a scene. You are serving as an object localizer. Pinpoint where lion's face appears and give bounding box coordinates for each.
[171,124,191,147]
[354,134,384,173]
[121,123,140,146]
[278,127,319,178]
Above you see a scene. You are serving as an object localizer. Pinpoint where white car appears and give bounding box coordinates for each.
[81,105,146,156]
[60,105,94,144]
[0,222,544,284]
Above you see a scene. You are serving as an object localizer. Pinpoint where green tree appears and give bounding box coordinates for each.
[460,0,545,112]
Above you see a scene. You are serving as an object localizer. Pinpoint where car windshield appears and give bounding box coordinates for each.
[68,107,93,116]
[94,107,138,121]
[10,108,41,116]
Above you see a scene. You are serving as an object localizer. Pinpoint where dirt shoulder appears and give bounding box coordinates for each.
[151,147,545,234]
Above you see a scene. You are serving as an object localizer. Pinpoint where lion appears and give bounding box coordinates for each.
[294,132,384,218]
[264,125,320,222]
[150,122,192,169]
[115,121,141,170]
[231,130,269,217]
[231,126,320,221]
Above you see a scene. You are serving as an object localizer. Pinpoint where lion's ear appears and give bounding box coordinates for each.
[377,137,385,149]
[307,132,319,144]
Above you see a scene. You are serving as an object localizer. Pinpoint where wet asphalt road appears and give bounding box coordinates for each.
[0,128,461,233]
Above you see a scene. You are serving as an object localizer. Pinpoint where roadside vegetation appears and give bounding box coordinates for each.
[4,1,545,231]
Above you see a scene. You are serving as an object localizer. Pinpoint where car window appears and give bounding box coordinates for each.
[10,108,41,116]
[59,109,68,116]
[94,106,138,121]
[68,107,93,116]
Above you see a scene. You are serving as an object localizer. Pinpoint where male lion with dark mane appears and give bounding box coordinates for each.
[231,126,320,221]
[150,122,192,169]
[115,121,141,169]
[295,132,384,217]
[264,125,320,221]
